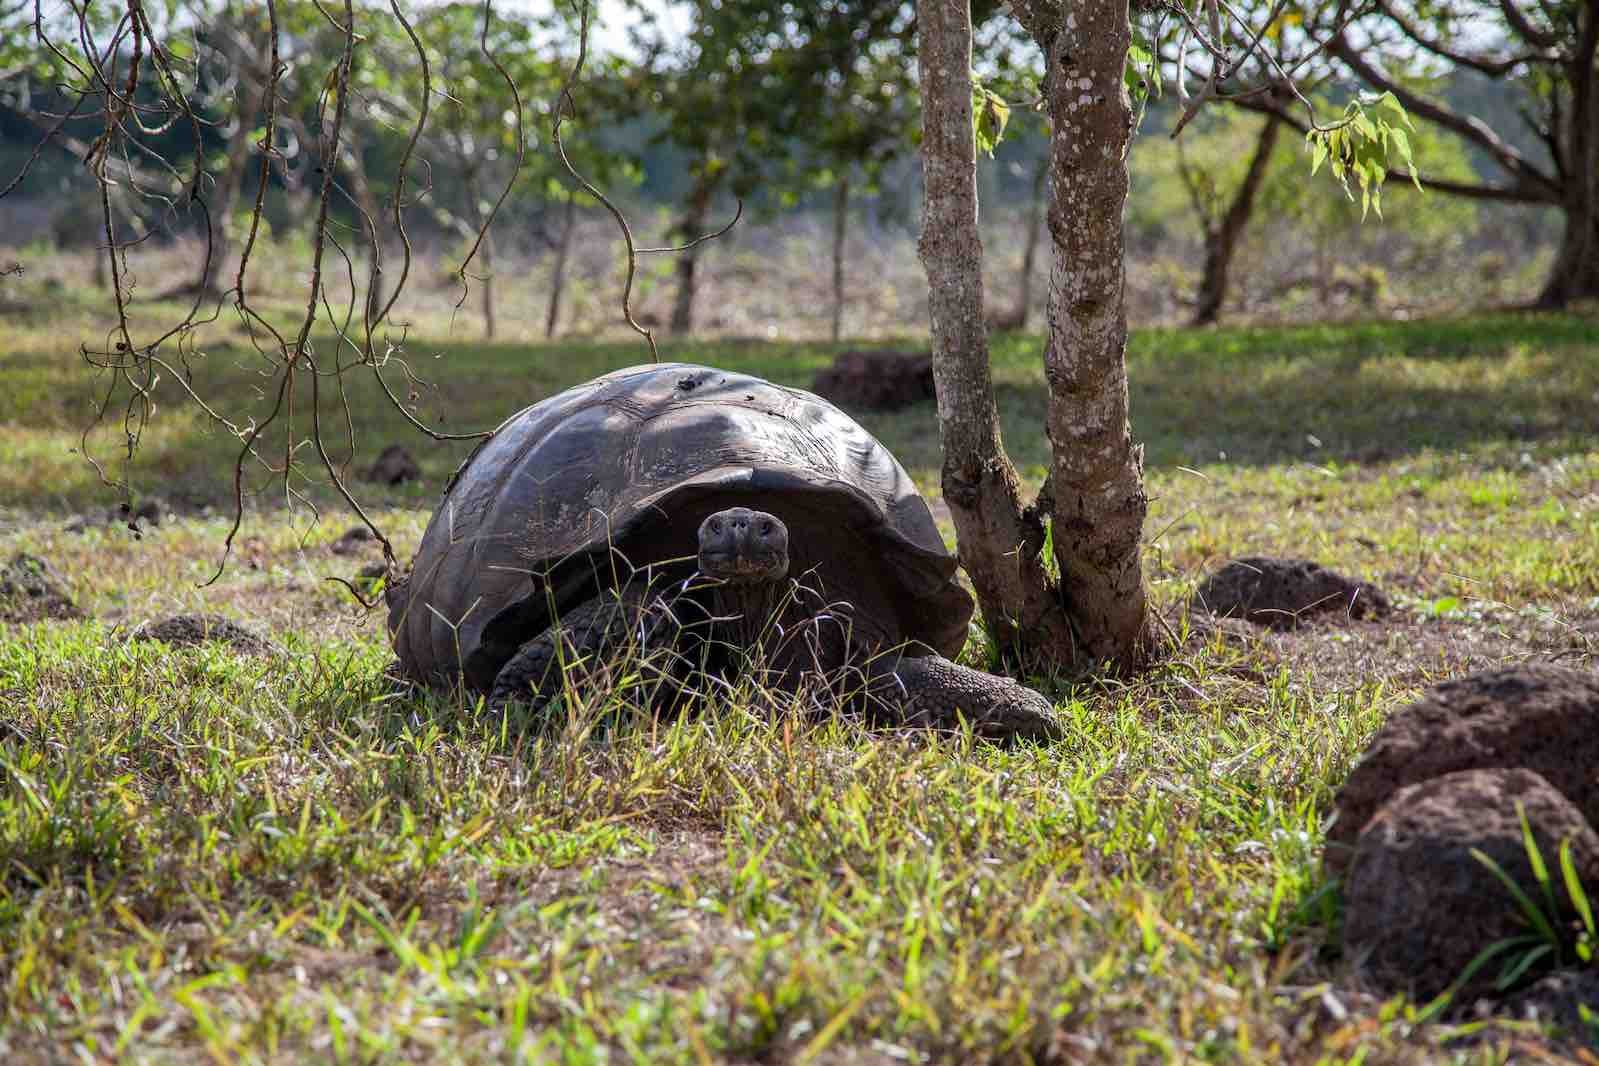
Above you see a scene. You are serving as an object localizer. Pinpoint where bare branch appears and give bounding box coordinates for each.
[1373,0,1553,76]
[1499,0,1562,50]
[1327,31,1561,197]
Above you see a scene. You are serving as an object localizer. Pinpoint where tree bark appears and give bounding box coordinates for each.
[670,173,713,334]
[342,144,385,325]
[916,0,1075,662]
[1538,1,1599,308]
[830,173,851,342]
[197,92,259,295]
[545,190,578,338]
[1035,0,1153,668]
[1193,113,1282,326]
[463,166,496,339]
[1013,152,1048,330]
[481,228,497,340]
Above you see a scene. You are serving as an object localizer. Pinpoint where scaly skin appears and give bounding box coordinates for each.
[489,506,1062,742]
[866,653,1061,742]
[488,584,682,711]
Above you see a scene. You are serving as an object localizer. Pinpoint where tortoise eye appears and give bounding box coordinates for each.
[760,521,774,536]
[710,519,723,534]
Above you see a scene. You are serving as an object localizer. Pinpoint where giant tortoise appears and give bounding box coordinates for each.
[386,362,1059,740]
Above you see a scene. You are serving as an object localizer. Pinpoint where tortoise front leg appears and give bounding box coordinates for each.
[865,653,1062,743]
[488,585,680,713]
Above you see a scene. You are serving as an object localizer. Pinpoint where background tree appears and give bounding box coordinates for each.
[415,3,550,339]
[1231,1,1599,309]
[622,1,784,334]
[920,0,1422,670]
[1183,109,1283,324]
[767,1,920,341]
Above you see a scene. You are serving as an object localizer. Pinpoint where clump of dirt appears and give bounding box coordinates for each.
[330,525,376,555]
[812,350,934,411]
[363,445,421,486]
[1340,767,1599,1001]
[1504,969,1599,1044]
[131,614,273,654]
[1191,556,1389,629]
[64,497,163,535]
[1325,663,1599,876]
[0,554,84,623]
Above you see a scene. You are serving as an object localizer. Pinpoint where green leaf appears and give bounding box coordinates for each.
[1389,128,1421,189]
[971,84,1011,158]
[1560,839,1597,938]
[1471,846,1560,947]
[1375,90,1415,131]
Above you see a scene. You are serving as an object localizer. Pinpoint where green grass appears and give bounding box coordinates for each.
[2,306,1599,1061]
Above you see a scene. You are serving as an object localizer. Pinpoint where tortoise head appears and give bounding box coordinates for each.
[697,507,789,585]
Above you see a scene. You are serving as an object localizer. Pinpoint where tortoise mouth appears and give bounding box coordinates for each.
[697,550,790,584]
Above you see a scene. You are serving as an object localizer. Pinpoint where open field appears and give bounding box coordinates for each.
[3,305,1599,1062]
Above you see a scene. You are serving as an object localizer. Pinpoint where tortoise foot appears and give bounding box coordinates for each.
[868,654,1063,743]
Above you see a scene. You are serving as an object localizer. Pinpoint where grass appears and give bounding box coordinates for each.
[2,300,1599,1062]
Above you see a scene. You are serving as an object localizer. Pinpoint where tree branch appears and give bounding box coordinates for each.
[1499,0,1562,50]
[1374,0,1554,76]
[1328,32,1561,197]
[1227,92,1557,204]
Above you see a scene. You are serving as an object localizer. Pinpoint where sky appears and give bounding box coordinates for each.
[497,0,690,56]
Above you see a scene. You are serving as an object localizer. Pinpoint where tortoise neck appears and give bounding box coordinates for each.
[709,579,786,651]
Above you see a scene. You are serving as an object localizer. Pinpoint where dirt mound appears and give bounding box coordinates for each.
[64,498,163,535]
[0,554,84,623]
[132,614,272,653]
[1342,767,1599,1001]
[1191,556,1389,629]
[363,445,421,486]
[1505,969,1599,1045]
[812,350,934,411]
[1326,664,1599,876]
[330,525,377,555]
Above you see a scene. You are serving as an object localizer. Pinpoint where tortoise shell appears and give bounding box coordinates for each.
[387,362,972,690]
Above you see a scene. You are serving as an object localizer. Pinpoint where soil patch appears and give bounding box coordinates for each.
[1341,767,1599,1001]
[362,445,421,486]
[0,553,84,623]
[1325,663,1599,876]
[1192,556,1390,629]
[812,350,934,411]
[131,613,274,654]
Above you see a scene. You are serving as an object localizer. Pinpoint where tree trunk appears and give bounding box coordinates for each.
[343,145,385,325]
[915,0,1075,662]
[481,228,497,340]
[463,165,496,339]
[1540,211,1599,307]
[1538,8,1599,309]
[545,190,578,338]
[831,174,851,342]
[1193,113,1282,325]
[1035,0,1153,668]
[1014,152,1048,329]
[197,97,258,295]
[670,174,713,334]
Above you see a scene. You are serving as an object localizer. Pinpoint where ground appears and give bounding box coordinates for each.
[2,300,1598,1062]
